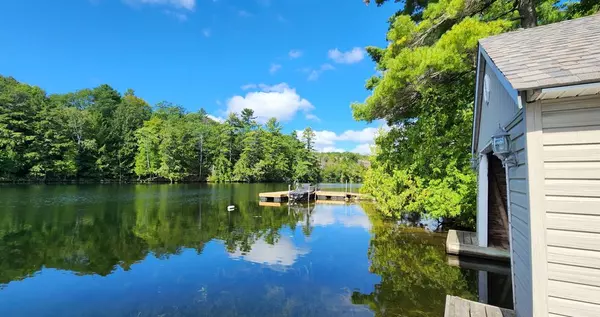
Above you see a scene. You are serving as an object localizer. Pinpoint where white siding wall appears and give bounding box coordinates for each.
[477,66,521,153]
[541,95,600,315]
[476,64,532,317]
[507,112,532,317]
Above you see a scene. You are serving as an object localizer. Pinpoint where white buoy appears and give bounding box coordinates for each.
[227,205,235,211]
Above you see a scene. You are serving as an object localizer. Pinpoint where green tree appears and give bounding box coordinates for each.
[353,0,598,225]
[293,127,321,183]
[111,90,151,181]
[0,75,366,184]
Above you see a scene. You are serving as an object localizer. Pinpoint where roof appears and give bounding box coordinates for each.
[480,14,600,91]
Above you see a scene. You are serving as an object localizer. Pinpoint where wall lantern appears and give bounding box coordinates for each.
[492,128,517,167]
[470,156,479,171]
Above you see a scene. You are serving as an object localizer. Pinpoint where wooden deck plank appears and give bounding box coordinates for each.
[470,300,487,317]
[464,231,473,245]
[446,230,510,262]
[455,296,470,317]
[447,230,459,245]
[444,296,514,317]
[259,190,367,198]
[314,200,348,205]
[258,191,289,198]
[470,231,479,246]
[444,296,455,317]
[486,305,502,317]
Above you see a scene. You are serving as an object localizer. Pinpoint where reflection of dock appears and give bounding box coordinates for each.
[259,190,370,203]
[445,230,514,316]
[446,255,510,275]
[444,296,514,317]
[446,230,510,262]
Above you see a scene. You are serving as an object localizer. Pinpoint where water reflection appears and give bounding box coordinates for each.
[309,204,372,230]
[0,184,510,316]
[350,204,478,316]
[230,236,309,267]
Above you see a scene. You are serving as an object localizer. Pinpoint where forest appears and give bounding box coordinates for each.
[355,0,599,226]
[0,75,365,183]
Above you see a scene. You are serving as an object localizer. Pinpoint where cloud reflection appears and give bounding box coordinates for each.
[308,205,372,231]
[229,236,309,267]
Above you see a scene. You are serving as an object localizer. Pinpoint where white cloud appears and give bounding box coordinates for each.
[125,0,195,10]
[241,84,257,90]
[289,50,303,59]
[307,64,335,81]
[339,127,379,143]
[227,83,315,123]
[313,127,379,145]
[321,63,335,71]
[351,143,372,155]
[207,114,225,123]
[328,47,365,64]
[305,113,320,122]
[313,130,339,146]
[296,126,385,153]
[269,64,282,74]
[321,147,345,153]
[202,28,211,37]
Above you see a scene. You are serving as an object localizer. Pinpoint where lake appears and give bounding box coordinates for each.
[0,184,511,316]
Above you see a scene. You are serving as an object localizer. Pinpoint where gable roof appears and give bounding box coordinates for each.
[479,14,600,91]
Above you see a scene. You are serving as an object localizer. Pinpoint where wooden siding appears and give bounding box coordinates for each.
[506,112,532,317]
[541,95,600,316]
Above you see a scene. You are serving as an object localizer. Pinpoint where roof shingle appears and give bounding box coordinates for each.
[480,14,600,91]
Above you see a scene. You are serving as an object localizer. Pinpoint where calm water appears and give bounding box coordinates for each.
[0,184,511,317]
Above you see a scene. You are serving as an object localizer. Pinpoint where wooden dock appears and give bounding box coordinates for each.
[259,190,369,203]
[446,230,510,262]
[259,199,352,207]
[445,296,514,317]
[258,191,290,202]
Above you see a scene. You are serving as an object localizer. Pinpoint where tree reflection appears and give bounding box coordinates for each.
[351,203,477,317]
[0,184,302,285]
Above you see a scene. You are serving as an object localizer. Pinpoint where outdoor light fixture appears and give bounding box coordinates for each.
[470,156,479,171]
[492,127,517,167]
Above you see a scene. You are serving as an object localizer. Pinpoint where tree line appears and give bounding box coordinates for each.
[354,0,598,226]
[0,75,365,183]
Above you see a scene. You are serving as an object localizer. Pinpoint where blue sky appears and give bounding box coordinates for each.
[0,0,398,153]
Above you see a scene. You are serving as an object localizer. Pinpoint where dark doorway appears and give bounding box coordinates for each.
[487,154,510,250]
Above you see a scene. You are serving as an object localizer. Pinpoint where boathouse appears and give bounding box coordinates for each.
[471,14,600,317]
